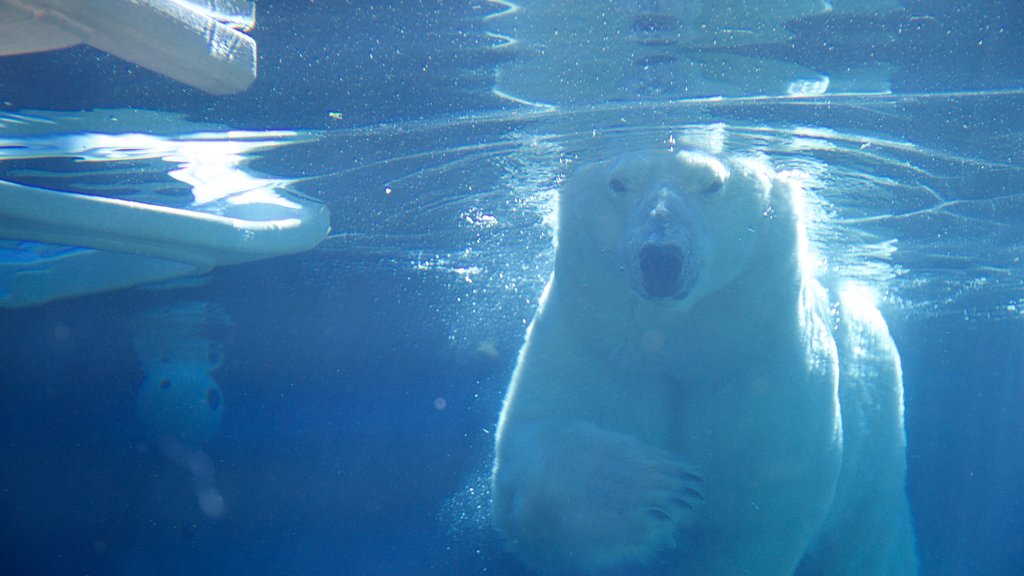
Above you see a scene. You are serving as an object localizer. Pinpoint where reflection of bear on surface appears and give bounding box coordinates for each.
[492,150,916,575]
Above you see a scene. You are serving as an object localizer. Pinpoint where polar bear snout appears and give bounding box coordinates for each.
[627,188,704,301]
[638,243,688,298]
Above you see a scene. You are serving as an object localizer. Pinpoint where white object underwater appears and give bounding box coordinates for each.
[132,301,228,446]
[0,111,331,308]
[0,0,257,94]
[131,300,231,518]
[0,180,328,269]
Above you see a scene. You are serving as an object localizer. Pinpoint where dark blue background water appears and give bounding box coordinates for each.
[1,2,1022,575]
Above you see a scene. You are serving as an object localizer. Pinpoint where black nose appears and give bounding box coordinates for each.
[639,244,684,298]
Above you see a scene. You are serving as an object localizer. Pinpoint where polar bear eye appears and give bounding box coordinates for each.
[610,178,628,194]
[701,180,723,195]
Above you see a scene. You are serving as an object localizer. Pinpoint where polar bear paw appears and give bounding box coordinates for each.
[496,420,704,572]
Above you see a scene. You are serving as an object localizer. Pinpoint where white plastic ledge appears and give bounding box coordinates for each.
[0,0,257,95]
[0,179,330,307]
[0,180,330,268]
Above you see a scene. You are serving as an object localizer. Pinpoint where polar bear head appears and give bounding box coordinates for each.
[553,149,796,310]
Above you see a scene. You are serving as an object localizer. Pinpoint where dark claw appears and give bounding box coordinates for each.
[671,496,698,511]
[682,468,704,484]
[646,507,672,521]
[682,485,705,503]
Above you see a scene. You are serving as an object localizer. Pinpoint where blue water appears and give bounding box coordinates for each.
[1,1,1023,575]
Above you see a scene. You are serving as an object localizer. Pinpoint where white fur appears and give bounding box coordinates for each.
[492,150,916,575]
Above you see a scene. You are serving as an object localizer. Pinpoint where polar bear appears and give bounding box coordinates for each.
[491,150,916,575]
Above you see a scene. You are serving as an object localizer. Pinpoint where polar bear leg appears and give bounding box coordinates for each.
[797,286,917,575]
[492,418,704,573]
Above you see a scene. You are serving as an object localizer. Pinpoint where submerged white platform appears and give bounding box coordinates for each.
[0,180,330,308]
[0,112,330,308]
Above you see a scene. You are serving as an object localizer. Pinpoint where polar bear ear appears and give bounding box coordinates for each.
[727,156,773,193]
[766,174,806,224]
[675,149,730,190]
[754,172,812,265]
